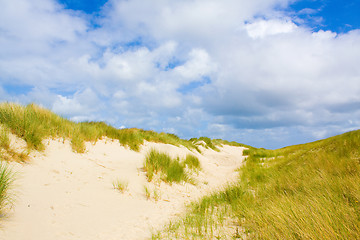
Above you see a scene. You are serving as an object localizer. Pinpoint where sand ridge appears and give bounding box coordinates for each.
[0,138,245,240]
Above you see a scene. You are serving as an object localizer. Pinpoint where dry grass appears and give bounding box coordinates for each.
[155,130,360,239]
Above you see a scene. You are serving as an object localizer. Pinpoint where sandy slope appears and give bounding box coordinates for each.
[0,138,245,240]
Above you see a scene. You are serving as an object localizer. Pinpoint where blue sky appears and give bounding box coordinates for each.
[59,0,360,33]
[59,0,107,13]
[1,0,360,149]
[289,0,360,32]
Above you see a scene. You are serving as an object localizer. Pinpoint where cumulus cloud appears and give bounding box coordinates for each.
[1,0,360,148]
[245,19,297,39]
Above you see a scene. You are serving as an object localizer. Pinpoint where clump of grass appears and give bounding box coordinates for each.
[144,185,161,201]
[144,149,171,182]
[71,131,86,153]
[0,103,74,151]
[183,154,201,170]
[190,137,220,151]
[0,127,10,150]
[0,161,14,214]
[144,185,151,200]
[0,125,29,162]
[112,179,129,193]
[144,149,189,184]
[166,158,185,183]
[153,187,161,201]
[213,139,251,148]
[155,130,360,239]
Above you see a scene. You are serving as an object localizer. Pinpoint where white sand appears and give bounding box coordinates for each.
[0,138,245,240]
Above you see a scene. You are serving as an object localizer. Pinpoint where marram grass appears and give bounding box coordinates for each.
[144,149,201,184]
[0,161,14,214]
[184,154,201,170]
[0,124,29,162]
[112,179,129,193]
[144,149,187,183]
[154,130,360,239]
[0,102,199,154]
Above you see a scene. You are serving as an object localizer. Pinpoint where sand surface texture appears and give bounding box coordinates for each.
[0,138,245,240]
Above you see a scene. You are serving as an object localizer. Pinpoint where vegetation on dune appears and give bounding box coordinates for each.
[0,102,199,154]
[0,103,80,152]
[0,125,28,162]
[183,154,201,170]
[5,101,359,239]
[190,137,221,151]
[112,179,129,193]
[190,136,250,152]
[0,161,14,214]
[213,139,251,149]
[144,149,201,184]
[155,130,360,239]
[144,149,186,183]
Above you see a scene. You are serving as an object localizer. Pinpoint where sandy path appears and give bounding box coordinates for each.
[0,139,245,240]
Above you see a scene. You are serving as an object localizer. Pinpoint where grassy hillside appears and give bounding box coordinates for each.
[155,130,360,239]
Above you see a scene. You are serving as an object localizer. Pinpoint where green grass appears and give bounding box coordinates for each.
[0,161,14,214]
[112,179,129,193]
[190,137,250,152]
[144,149,188,183]
[0,127,10,150]
[184,154,201,170]
[213,139,252,149]
[190,137,221,152]
[0,103,199,154]
[143,150,202,184]
[0,103,75,151]
[0,125,28,162]
[155,130,360,239]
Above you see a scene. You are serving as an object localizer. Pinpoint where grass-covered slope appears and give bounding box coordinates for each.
[155,130,360,239]
[0,103,199,154]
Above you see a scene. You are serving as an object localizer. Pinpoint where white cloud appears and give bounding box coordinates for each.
[52,88,100,119]
[174,48,215,80]
[245,19,297,39]
[52,95,85,116]
[0,0,86,41]
[1,0,360,148]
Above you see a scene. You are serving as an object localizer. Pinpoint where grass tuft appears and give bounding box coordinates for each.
[190,137,221,151]
[0,125,29,162]
[183,154,201,170]
[166,158,185,183]
[144,149,190,184]
[0,127,10,150]
[0,161,14,214]
[112,179,129,193]
[144,185,151,200]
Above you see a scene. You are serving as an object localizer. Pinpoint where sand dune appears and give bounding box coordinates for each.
[0,138,245,240]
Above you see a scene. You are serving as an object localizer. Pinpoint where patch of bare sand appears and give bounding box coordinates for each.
[0,139,245,240]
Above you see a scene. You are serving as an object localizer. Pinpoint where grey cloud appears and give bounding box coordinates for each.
[327,101,360,113]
